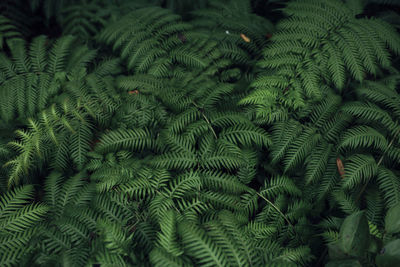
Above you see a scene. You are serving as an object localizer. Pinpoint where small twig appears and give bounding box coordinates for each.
[255,191,293,228]
[377,130,399,166]
[192,101,218,139]
[255,190,307,246]
[315,247,328,267]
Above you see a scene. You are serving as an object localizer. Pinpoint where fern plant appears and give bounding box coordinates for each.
[241,0,400,122]
[0,35,99,122]
[1,0,400,266]
[0,185,48,266]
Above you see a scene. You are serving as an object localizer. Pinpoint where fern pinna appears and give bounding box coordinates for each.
[1,0,400,266]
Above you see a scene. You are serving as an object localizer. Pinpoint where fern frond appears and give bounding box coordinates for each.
[156,210,183,256]
[339,125,388,152]
[201,170,250,194]
[376,166,400,208]
[150,247,192,267]
[47,35,76,74]
[178,221,229,267]
[260,175,302,199]
[304,142,332,185]
[342,154,378,190]
[219,124,271,147]
[95,128,154,153]
[365,188,385,225]
[270,120,302,164]
[282,128,321,173]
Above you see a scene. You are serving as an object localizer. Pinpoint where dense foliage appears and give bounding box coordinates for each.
[1,0,400,266]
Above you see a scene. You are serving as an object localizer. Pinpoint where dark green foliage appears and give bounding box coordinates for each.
[1,0,400,266]
[241,0,400,121]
